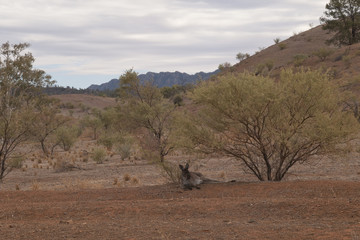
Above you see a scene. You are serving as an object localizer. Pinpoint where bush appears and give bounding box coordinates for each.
[98,135,118,150]
[56,126,80,151]
[92,148,107,164]
[236,52,250,62]
[273,38,280,44]
[278,42,287,50]
[293,54,308,66]
[117,143,132,160]
[158,161,182,184]
[313,48,334,61]
[177,69,357,181]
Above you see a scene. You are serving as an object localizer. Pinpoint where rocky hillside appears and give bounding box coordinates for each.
[87,70,219,91]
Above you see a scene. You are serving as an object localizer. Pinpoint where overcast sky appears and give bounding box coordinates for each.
[1,0,328,88]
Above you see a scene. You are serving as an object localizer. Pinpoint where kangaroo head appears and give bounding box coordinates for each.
[179,163,191,180]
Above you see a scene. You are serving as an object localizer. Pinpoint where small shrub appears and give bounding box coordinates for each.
[236,52,250,62]
[293,54,308,66]
[98,135,117,150]
[113,178,118,185]
[117,143,132,160]
[313,48,334,61]
[273,38,280,44]
[32,181,40,191]
[255,63,266,75]
[92,148,107,164]
[131,177,139,184]
[123,173,131,182]
[265,60,274,71]
[56,126,80,151]
[158,161,182,184]
[278,42,287,50]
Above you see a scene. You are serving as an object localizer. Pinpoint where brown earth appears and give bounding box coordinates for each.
[1,181,360,240]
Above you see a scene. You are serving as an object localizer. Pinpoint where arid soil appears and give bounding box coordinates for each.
[1,181,360,240]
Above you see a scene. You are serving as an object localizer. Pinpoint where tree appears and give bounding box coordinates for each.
[236,52,250,62]
[320,0,360,45]
[176,69,357,181]
[117,69,177,162]
[30,98,71,156]
[0,42,53,181]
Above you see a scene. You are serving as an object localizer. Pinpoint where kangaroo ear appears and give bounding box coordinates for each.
[179,164,184,170]
[185,163,189,170]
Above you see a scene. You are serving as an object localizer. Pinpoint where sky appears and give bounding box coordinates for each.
[1,0,328,89]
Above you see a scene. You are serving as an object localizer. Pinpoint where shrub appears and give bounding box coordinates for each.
[236,52,250,62]
[92,148,107,164]
[278,42,287,50]
[55,126,80,151]
[293,54,308,66]
[177,69,357,181]
[117,143,132,160]
[255,63,266,75]
[158,161,182,184]
[273,38,280,44]
[313,48,335,61]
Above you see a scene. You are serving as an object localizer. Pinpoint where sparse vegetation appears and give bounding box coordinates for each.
[313,48,335,61]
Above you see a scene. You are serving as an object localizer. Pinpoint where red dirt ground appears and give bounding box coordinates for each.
[1,180,360,240]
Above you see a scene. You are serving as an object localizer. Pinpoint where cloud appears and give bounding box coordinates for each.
[0,0,328,88]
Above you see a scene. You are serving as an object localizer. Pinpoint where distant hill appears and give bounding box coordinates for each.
[87,70,219,91]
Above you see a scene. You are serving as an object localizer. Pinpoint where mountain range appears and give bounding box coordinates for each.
[87,70,219,91]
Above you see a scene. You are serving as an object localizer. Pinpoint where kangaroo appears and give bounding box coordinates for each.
[179,163,219,190]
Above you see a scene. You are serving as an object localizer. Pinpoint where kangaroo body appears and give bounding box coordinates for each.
[179,163,219,190]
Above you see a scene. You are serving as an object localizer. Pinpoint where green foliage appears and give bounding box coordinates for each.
[255,63,266,75]
[92,147,107,164]
[176,69,357,181]
[81,115,102,139]
[236,52,250,62]
[117,69,177,162]
[0,42,53,181]
[293,54,308,66]
[274,38,281,44]
[265,60,274,71]
[278,42,287,50]
[320,0,360,45]
[313,48,335,61]
[55,126,80,151]
[117,142,132,160]
[30,98,71,156]
[218,62,232,71]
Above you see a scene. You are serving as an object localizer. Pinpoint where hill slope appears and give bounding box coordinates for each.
[230,25,360,90]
